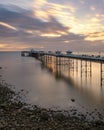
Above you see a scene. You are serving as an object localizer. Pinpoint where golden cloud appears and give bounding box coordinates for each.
[85,32,104,42]
[91,18,100,22]
[33,0,104,40]
[33,0,76,22]
[33,0,104,38]
[40,33,61,37]
[70,14,104,36]
[0,21,17,31]
[0,44,8,48]
[0,42,45,51]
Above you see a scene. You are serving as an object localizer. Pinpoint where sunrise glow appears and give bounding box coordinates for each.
[0,0,104,51]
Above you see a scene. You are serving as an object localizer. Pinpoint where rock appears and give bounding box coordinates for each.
[95,120,104,126]
[71,99,75,102]
[40,111,49,121]
[11,128,16,130]
[1,82,104,130]
[72,112,77,115]
[54,113,66,121]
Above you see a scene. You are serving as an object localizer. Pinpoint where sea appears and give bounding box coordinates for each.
[0,51,104,120]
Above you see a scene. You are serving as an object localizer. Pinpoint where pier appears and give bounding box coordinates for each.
[21,50,104,62]
[21,50,104,87]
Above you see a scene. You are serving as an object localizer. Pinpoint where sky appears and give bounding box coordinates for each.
[0,0,104,51]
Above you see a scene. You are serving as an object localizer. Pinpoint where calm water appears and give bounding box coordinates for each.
[0,52,104,120]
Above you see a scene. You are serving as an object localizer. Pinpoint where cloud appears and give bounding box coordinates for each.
[0,3,104,51]
[85,32,104,42]
[0,5,70,37]
[0,5,71,50]
[33,0,77,27]
[0,21,17,30]
[0,24,18,38]
[0,0,34,10]
[90,6,96,11]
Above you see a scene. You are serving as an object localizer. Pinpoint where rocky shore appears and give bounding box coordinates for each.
[0,73,104,129]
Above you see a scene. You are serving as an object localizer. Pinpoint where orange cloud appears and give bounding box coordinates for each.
[0,44,8,48]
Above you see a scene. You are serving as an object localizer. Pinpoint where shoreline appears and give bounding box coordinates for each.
[0,80,104,130]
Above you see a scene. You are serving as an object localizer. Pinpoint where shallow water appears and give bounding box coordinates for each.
[0,52,104,120]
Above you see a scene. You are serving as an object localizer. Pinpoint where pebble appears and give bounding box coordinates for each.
[71,99,75,102]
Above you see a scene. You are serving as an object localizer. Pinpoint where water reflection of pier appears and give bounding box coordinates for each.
[21,50,104,87]
[39,55,104,88]
[101,63,104,87]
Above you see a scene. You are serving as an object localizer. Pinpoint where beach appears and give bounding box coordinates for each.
[0,79,104,130]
